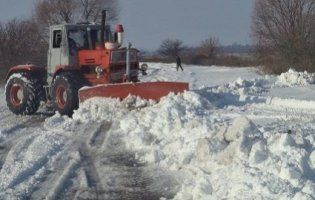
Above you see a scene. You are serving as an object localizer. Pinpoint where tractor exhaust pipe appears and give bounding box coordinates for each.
[87,27,93,50]
[126,43,131,82]
[101,10,106,49]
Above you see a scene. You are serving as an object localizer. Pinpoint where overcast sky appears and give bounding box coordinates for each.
[0,0,254,50]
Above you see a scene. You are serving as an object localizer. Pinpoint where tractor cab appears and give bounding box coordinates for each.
[47,23,125,83]
[47,23,140,86]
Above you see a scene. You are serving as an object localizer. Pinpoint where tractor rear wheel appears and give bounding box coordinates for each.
[51,72,85,116]
[5,73,43,115]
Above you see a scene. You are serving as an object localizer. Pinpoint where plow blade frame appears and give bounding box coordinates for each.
[79,82,189,102]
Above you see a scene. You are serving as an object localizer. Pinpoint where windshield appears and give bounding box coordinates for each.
[68,28,112,50]
[111,50,137,63]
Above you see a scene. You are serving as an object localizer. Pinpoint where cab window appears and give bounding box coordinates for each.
[53,30,62,48]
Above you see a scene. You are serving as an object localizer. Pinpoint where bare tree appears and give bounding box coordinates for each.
[198,36,220,59]
[33,0,119,26]
[0,19,47,81]
[34,0,76,25]
[79,0,119,22]
[158,39,186,58]
[31,0,119,55]
[252,0,315,73]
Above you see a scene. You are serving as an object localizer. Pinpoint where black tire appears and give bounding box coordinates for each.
[5,73,43,115]
[51,72,85,116]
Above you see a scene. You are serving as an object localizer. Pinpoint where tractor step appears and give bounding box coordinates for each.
[78,82,189,102]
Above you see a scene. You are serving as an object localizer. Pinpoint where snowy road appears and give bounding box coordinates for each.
[0,64,315,199]
[0,88,181,199]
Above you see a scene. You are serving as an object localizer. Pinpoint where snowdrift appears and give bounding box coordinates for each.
[276,69,315,87]
[1,64,315,199]
[50,90,314,199]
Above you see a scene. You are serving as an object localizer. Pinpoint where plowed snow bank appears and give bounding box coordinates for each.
[2,63,315,199]
[276,69,315,87]
[68,91,315,199]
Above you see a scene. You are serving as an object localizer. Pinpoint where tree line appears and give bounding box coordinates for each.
[252,0,315,74]
[144,37,254,67]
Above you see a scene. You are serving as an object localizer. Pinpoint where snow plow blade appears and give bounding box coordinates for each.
[79,82,189,102]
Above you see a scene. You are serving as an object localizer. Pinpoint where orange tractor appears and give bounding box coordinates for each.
[5,11,188,116]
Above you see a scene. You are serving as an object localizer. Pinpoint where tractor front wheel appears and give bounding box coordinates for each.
[5,73,43,115]
[51,72,84,116]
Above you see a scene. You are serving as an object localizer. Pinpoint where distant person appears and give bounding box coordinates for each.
[176,55,184,71]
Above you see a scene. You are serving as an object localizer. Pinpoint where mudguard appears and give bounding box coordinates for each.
[6,65,46,81]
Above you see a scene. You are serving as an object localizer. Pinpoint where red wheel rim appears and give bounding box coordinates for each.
[56,85,67,109]
[10,84,23,106]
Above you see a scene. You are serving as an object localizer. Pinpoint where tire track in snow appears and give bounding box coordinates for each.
[66,122,110,199]
[77,144,104,199]
[52,121,176,200]
[88,122,111,148]
[0,144,10,172]
[38,122,109,200]
[97,152,163,200]
[0,135,36,172]
[0,114,46,135]
[0,109,178,199]
[76,122,111,198]
[89,127,175,200]
[4,137,42,188]
[0,135,37,189]
[0,114,47,171]
[0,133,63,196]
[45,152,81,200]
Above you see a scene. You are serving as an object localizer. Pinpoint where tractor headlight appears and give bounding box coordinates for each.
[95,66,104,74]
[140,63,148,75]
[140,63,148,71]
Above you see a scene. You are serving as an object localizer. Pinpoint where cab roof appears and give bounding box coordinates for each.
[49,24,110,31]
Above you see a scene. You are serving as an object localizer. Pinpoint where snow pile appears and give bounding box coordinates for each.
[220,77,270,96]
[72,92,214,170]
[73,96,154,123]
[117,92,213,168]
[197,78,270,107]
[178,117,315,199]
[67,92,315,199]
[276,69,315,87]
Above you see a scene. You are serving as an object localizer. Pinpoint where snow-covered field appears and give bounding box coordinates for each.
[0,63,315,199]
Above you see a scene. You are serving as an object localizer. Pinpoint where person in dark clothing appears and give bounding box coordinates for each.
[176,55,184,71]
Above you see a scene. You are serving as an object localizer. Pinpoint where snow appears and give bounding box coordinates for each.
[141,62,261,89]
[0,85,5,107]
[0,65,315,199]
[276,68,315,87]
[71,96,315,199]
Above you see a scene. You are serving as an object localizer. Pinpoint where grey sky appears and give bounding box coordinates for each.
[0,0,254,50]
[0,0,34,21]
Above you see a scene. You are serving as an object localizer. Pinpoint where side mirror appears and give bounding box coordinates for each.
[140,63,148,75]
